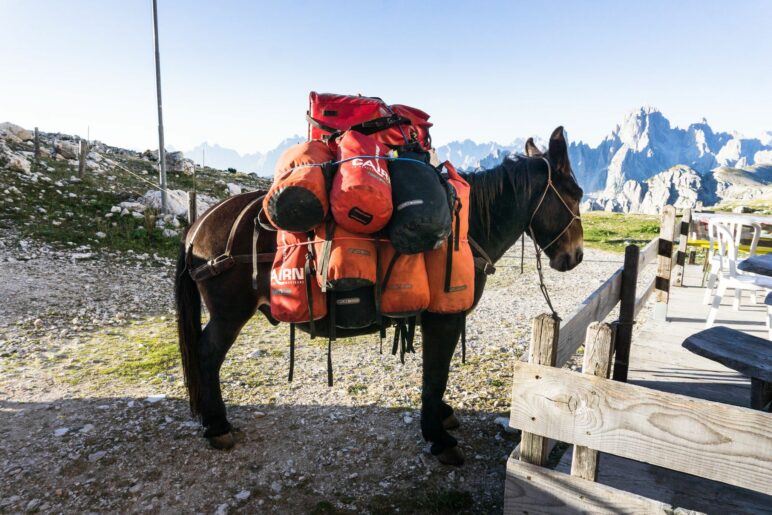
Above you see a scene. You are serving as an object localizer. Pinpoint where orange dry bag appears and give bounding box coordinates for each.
[331,131,393,233]
[315,223,377,291]
[378,242,430,318]
[270,230,327,324]
[426,161,475,313]
[263,141,333,232]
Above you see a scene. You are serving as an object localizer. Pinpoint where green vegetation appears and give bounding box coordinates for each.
[60,317,182,388]
[581,212,660,252]
[0,140,268,258]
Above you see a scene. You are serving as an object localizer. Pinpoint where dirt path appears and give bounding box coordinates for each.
[0,231,641,514]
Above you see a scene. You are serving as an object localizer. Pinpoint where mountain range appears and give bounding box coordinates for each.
[182,107,772,212]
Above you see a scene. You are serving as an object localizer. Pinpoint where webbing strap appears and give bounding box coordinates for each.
[288,323,295,382]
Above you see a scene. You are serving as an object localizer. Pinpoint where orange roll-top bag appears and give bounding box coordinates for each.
[314,223,377,291]
[378,242,430,318]
[331,131,393,234]
[263,141,333,233]
[425,161,475,313]
[270,230,327,323]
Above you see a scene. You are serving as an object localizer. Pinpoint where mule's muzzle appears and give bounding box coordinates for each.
[550,247,583,272]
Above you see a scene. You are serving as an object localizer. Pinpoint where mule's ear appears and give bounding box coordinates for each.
[548,126,570,174]
[525,137,542,157]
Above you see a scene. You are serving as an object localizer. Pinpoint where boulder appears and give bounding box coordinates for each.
[139,189,218,218]
[7,155,31,174]
[226,183,242,196]
[55,141,79,160]
[0,122,33,142]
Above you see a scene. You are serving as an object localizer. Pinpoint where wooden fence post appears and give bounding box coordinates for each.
[33,127,40,171]
[612,244,639,382]
[653,205,676,321]
[673,208,692,287]
[78,139,88,178]
[188,190,197,224]
[519,313,559,466]
[570,322,615,481]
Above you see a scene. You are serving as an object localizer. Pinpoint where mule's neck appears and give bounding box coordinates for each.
[466,157,546,263]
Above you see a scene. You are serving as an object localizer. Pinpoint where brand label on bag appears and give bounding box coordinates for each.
[271,267,305,285]
[396,199,424,210]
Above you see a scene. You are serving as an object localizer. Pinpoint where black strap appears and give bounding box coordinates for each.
[304,232,316,338]
[288,323,295,382]
[252,216,260,290]
[307,113,411,140]
[327,292,335,387]
[468,236,496,275]
[374,239,383,329]
[444,233,454,293]
[461,316,466,364]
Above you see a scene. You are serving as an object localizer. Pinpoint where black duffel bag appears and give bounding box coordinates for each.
[387,152,452,255]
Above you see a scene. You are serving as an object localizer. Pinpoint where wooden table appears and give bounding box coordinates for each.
[737,253,772,277]
[683,326,772,411]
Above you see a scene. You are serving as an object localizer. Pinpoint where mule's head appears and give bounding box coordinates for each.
[525,127,584,271]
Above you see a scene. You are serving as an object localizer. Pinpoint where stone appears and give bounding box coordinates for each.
[54,427,69,437]
[95,232,107,239]
[88,450,106,462]
[8,155,31,174]
[226,183,242,196]
[234,490,250,501]
[145,394,166,403]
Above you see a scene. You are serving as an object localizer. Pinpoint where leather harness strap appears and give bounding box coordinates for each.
[468,236,496,275]
[188,193,276,282]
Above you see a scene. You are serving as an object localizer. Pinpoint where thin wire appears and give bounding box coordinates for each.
[112,161,188,203]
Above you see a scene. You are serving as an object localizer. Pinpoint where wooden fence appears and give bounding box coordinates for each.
[503,205,772,513]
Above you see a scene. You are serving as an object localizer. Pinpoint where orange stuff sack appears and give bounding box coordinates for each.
[270,231,327,323]
[331,131,393,233]
[315,224,377,291]
[264,141,333,232]
[378,242,430,317]
[425,161,475,313]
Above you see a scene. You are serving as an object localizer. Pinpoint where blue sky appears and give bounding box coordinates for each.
[1,0,770,154]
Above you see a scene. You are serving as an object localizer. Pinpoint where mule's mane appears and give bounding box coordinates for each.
[461,155,532,237]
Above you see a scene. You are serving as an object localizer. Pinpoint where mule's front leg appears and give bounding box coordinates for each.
[420,312,465,466]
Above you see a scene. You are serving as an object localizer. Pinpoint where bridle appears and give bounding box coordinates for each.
[526,156,582,320]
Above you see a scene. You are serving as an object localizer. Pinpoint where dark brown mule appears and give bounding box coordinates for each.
[175,127,584,465]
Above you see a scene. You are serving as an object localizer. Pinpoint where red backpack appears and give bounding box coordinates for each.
[307,92,432,151]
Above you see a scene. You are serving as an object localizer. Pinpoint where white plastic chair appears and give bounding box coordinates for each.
[705,224,772,328]
[703,218,762,304]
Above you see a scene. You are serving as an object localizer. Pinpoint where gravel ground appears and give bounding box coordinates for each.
[0,230,655,514]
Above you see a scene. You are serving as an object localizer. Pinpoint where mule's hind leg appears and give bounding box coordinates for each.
[198,315,250,449]
[420,312,465,465]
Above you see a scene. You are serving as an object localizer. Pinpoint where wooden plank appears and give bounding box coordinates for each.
[555,268,623,367]
[504,457,688,515]
[673,209,692,287]
[557,447,770,514]
[638,237,658,269]
[654,206,677,320]
[518,314,559,466]
[633,276,655,319]
[571,322,614,481]
[612,245,639,382]
[509,362,772,494]
[682,327,772,382]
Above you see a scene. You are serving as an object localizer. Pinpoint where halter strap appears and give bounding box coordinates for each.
[526,156,582,321]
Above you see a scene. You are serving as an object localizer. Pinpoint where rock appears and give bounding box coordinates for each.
[55,142,79,160]
[0,122,34,141]
[234,490,250,501]
[71,253,94,261]
[88,450,106,462]
[139,189,217,218]
[25,499,41,513]
[493,416,519,434]
[95,232,107,239]
[214,503,229,515]
[402,413,413,424]
[80,423,95,433]
[54,427,69,437]
[270,481,282,493]
[8,155,31,174]
[226,183,242,196]
[145,394,166,403]
[162,228,179,238]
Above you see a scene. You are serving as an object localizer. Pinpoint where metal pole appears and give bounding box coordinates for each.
[152,0,168,213]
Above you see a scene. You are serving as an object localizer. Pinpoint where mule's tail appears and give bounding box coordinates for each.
[175,241,202,417]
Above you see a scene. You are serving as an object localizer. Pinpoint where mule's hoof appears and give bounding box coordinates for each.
[442,414,460,430]
[436,446,465,466]
[208,432,236,450]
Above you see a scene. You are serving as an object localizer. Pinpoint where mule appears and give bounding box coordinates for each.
[175,126,584,465]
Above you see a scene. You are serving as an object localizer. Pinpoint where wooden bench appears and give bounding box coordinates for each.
[683,326,772,411]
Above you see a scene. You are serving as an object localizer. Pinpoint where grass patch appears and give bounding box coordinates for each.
[59,317,181,389]
[582,212,659,252]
